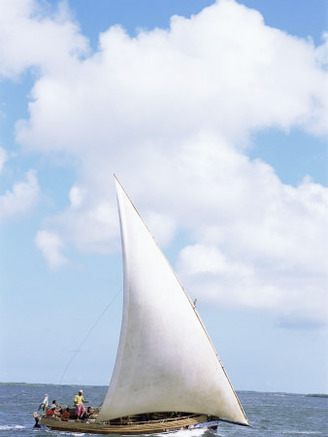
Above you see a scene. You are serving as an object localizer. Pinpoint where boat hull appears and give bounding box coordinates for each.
[40,414,217,434]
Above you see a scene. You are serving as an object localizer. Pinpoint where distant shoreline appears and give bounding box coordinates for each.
[0,382,327,397]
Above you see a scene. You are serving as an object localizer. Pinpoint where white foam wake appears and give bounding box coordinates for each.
[0,425,25,430]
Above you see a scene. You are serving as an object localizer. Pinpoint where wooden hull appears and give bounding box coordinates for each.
[40,414,217,434]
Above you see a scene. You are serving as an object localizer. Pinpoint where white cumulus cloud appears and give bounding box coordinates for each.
[0,0,89,78]
[1,0,327,327]
[35,230,68,271]
[0,169,39,223]
[0,147,7,173]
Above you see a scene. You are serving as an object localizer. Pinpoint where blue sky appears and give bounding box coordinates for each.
[0,0,327,396]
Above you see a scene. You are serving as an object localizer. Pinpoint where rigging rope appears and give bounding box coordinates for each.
[58,288,122,385]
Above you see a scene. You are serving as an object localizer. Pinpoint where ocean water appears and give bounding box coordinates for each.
[0,383,327,436]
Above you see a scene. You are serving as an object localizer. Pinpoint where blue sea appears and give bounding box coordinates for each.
[0,383,327,436]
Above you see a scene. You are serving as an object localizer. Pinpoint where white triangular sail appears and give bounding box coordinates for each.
[97,177,248,425]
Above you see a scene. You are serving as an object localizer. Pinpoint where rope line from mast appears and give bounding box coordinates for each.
[59,288,122,385]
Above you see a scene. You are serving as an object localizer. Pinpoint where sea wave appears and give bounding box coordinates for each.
[156,427,222,437]
[0,425,25,430]
[280,431,324,435]
[57,433,86,436]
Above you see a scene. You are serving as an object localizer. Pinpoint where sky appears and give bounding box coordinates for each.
[0,0,327,397]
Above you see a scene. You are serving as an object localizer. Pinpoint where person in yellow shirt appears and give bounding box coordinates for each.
[74,390,89,419]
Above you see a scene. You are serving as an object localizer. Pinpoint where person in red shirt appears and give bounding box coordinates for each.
[45,408,55,416]
[61,408,71,421]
